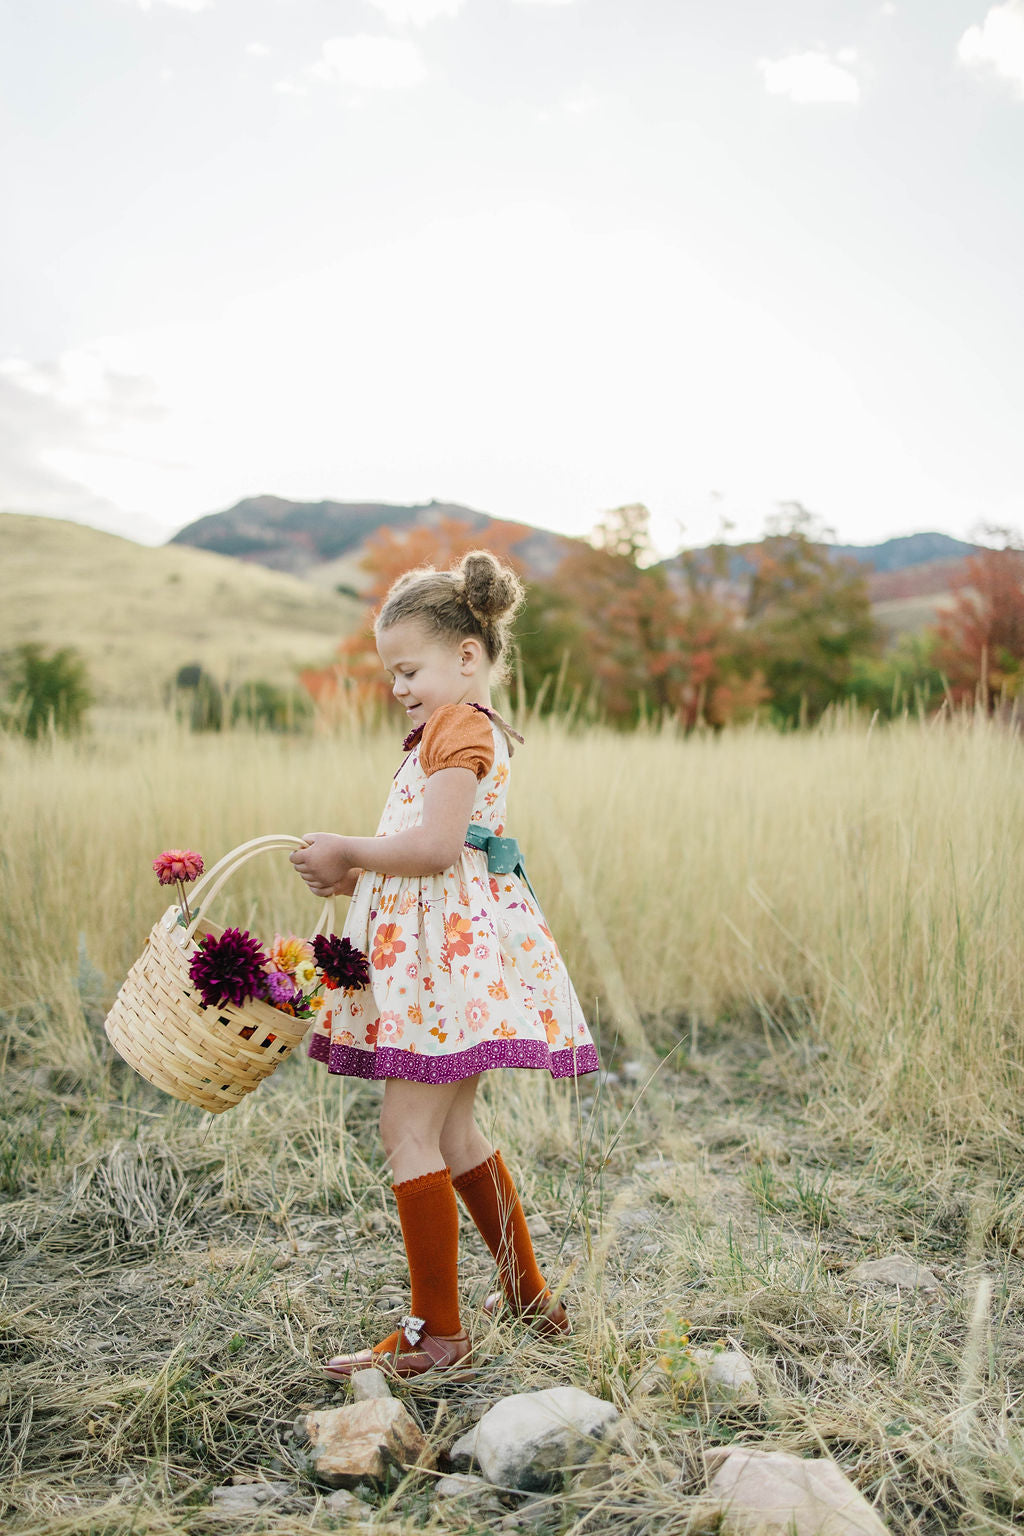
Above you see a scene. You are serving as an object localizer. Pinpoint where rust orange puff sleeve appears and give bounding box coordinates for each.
[418,704,495,781]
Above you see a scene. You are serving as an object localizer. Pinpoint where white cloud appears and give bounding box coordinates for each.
[759,50,861,104]
[122,0,212,13]
[959,2,1024,93]
[0,354,171,542]
[311,34,427,89]
[245,42,272,57]
[364,0,465,26]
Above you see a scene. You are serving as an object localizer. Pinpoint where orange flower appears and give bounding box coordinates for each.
[520,937,536,953]
[487,979,509,1001]
[443,914,473,958]
[538,1008,560,1047]
[371,923,406,969]
[491,1020,516,1039]
[407,1004,423,1025]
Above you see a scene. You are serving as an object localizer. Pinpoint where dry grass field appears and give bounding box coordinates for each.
[2,713,1023,1534]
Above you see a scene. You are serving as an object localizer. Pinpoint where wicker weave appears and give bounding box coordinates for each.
[104,835,331,1114]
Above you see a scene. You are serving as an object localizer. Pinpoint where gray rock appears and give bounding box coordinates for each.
[525,1213,552,1238]
[350,1367,393,1402]
[848,1256,940,1292]
[707,1447,890,1535]
[321,1487,365,1514]
[621,1059,647,1084]
[450,1386,621,1492]
[435,1473,494,1498]
[209,1481,300,1514]
[434,1472,506,1515]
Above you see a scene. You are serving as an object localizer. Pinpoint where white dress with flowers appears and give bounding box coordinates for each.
[306,703,599,1084]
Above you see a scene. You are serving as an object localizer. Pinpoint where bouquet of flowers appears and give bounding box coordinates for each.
[152,846,370,1020]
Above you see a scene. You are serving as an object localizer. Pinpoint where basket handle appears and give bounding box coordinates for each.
[175,834,333,947]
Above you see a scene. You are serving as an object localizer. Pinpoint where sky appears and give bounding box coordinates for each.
[1,0,1023,557]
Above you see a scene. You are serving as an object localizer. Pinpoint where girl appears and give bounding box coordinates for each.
[291,549,599,1380]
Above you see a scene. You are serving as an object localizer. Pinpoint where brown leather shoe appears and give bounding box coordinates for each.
[323,1317,473,1382]
[482,1290,570,1337]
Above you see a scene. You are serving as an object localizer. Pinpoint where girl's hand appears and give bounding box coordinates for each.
[290,834,355,898]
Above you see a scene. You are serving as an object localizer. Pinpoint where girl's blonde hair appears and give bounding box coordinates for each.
[375,549,524,676]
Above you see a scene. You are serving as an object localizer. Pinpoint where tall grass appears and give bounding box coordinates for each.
[2,710,1022,1157]
[4,711,1024,1536]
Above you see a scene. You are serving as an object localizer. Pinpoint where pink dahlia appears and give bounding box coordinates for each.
[189,927,269,1010]
[153,849,204,885]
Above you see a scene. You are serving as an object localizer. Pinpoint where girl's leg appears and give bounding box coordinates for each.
[325,1078,467,1378]
[441,1079,562,1324]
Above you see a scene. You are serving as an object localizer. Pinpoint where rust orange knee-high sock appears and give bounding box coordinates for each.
[380,1168,462,1352]
[452,1150,548,1310]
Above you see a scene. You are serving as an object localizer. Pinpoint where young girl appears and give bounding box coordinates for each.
[291,549,599,1380]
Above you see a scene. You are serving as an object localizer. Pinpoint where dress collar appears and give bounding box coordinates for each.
[401,701,525,755]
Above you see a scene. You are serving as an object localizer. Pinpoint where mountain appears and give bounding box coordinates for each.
[829,531,976,571]
[170,495,572,591]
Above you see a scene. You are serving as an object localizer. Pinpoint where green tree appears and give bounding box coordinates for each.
[2,644,92,739]
[745,505,880,722]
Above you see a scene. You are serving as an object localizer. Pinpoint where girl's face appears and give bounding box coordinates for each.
[376,619,484,727]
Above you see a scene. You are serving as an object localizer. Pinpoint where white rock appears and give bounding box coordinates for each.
[525,1213,552,1238]
[848,1257,940,1292]
[450,1386,621,1492]
[350,1367,393,1402]
[707,1447,890,1536]
[693,1347,760,1408]
[621,1059,647,1084]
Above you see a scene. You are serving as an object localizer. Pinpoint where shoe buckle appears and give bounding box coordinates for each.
[400,1314,426,1346]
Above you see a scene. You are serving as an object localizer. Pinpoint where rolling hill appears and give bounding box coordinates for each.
[0,513,360,707]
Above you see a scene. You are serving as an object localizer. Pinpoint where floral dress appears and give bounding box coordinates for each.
[307,703,599,1084]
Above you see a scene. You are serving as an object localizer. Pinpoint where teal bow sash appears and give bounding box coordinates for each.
[464,825,541,908]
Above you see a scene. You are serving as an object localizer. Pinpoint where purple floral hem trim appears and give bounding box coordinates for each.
[307,1030,598,1084]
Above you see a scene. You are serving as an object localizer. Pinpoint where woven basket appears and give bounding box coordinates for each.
[104,834,333,1114]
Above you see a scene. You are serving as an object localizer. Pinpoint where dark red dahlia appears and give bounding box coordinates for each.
[189,927,270,1010]
[312,933,370,992]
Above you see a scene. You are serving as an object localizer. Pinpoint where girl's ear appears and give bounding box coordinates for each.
[459,637,485,674]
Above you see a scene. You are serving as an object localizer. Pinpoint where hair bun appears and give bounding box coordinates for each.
[458,550,523,625]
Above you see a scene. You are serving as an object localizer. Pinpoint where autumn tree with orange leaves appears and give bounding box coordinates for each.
[932,535,1024,706]
[301,515,532,720]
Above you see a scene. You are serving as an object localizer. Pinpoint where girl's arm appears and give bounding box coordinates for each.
[290,767,478,897]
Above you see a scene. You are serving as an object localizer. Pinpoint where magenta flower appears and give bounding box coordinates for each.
[153,850,204,885]
[313,933,370,992]
[189,927,270,1010]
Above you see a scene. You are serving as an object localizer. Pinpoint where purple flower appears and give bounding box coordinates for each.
[189,927,270,1010]
[265,969,299,1008]
[313,933,370,992]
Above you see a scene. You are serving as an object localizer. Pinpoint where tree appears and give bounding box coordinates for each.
[301,515,533,720]
[931,535,1024,707]
[2,644,92,739]
[744,504,880,722]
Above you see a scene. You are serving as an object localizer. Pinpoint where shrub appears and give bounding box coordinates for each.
[1,644,92,739]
